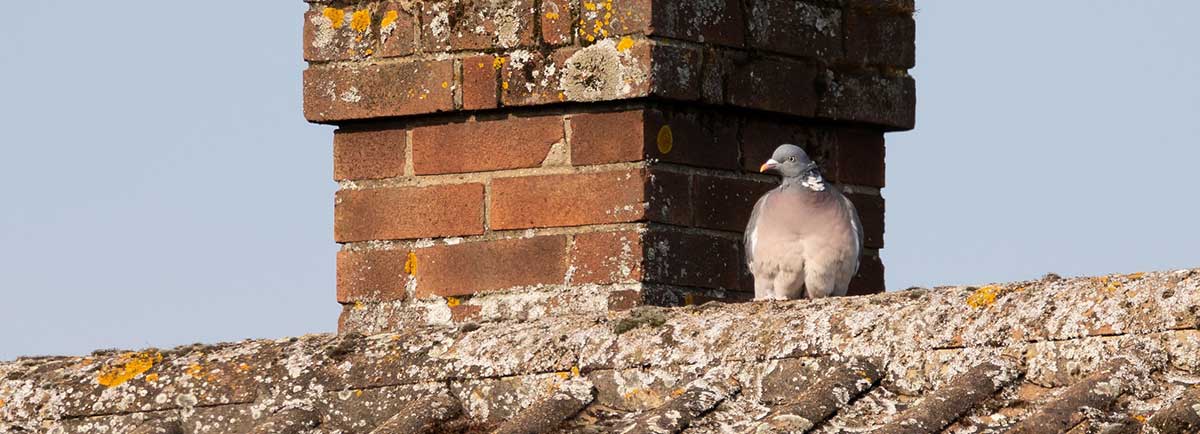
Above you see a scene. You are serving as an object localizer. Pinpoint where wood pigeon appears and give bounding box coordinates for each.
[745,144,864,300]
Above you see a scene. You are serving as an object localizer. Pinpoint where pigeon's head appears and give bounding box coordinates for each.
[759,144,818,178]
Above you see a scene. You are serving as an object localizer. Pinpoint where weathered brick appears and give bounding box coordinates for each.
[645,169,692,225]
[419,0,536,52]
[304,61,455,123]
[570,110,646,165]
[692,176,774,232]
[727,58,819,117]
[829,128,885,188]
[741,118,826,173]
[502,40,653,106]
[700,47,738,105]
[462,55,500,110]
[333,128,407,180]
[411,115,564,174]
[337,249,410,302]
[818,70,915,131]
[644,109,739,169]
[747,0,843,59]
[845,192,884,249]
[848,0,915,14]
[541,0,574,45]
[569,230,643,285]
[652,0,745,47]
[845,11,915,68]
[649,44,703,101]
[412,236,569,298]
[335,184,484,242]
[578,0,652,42]
[378,2,419,58]
[304,7,375,61]
[848,253,884,295]
[644,228,741,290]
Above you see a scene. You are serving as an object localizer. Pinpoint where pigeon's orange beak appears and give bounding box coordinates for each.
[759,159,780,173]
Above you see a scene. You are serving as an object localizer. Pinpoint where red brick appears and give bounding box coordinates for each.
[335,184,484,242]
[845,193,884,249]
[747,0,843,59]
[450,304,482,322]
[337,249,410,302]
[411,115,564,174]
[848,253,884,295]
[692,176,775,232]
[829,128,885,188]
[727,58,819,117]
[578,0,652,42]
[569,230,644,285]
[541,0,574,45]
[419,0,536,52]
[462,55,499,110]
[413,236,569,298]
[570,110,646,165]
[490,170,647,230]
[643,228,741,290]
[845,10,915,68]
[304,61,454,123]
[378,2,418,58]
[333,128,407,180]
[607,290,644,311]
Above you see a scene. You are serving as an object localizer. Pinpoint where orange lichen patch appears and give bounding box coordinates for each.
[583,2,597,10]
[493,56,506,70]
[323,7,346,29]
[355,390,364,397]
[350,9,371,32]
[446,297,461,307]
[616,36,634,52]
[545,11,560,19]
[1098,276,1123,292]
[502,81,510,90]
[671,388,685,397]
[966,285,1002,308]
[571,366,580,377]
[0,398,6,408]
[96,351,162,388]
[185,364,205,379]
[237,363,252,372]
[404,252,418,275]
[380,10,400,29]
[441,81,449,89]
[656,125,673,154]
[1133,414,1147,423]
[144,373,160,383]
[80,357,94,366]
[1125,272,1146,280]
[556,371,570,380]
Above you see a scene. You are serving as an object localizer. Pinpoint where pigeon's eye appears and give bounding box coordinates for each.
[788,156,796,162]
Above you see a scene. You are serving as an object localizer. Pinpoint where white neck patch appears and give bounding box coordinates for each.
[801,173,826,191]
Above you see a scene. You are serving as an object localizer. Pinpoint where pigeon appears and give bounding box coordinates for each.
[745,144,864,300]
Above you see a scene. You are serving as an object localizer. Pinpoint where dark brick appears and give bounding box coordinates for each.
[747,0,843,59]
[845,192,884,249]
[411,115,564,174]
[727,58,819,118]
[304,61,455,123]
[692,176,774,232]
[644,227,741,290]
[848,253,884,295]
[741,118,824,173]
[829,128,885,188]
[652,0,745,47]
[644,109,740,169]
[333,128,407,180]
[845,11,916,68]
[649,44,703,101]
[334,184,485,242]
[817,70,916,131]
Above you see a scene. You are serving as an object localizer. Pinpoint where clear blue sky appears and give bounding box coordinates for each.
[2,2,1197,360]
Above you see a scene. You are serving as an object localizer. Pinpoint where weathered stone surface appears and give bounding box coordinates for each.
[3,269,1197,433]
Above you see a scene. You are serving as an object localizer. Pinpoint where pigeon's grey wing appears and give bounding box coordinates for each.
[744,191,772,268]
[840,193,864,273]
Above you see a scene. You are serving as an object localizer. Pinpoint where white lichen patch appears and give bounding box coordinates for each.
[559,39,648,101]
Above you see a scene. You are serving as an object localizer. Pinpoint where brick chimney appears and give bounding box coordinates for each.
[302,0,914,333]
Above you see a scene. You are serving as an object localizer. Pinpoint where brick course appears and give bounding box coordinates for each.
[335,184,485,242]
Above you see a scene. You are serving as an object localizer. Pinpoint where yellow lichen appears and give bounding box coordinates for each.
[350,10,371,32]
[556,371,570,379]
[493,56,506,70]
[380,10,400,29]
[1126,272,1145,280]
[502,81,510,90]
[656,125,673,154]
[545,11,560,20]
[238,363,252,372]
[0,398,6,408]
[447,297,461,307]
[96,351,162,388]
[355,390,364,397]
[966,285,1002,308]
[616,36,634,52]
[571,366,580,377]
[404,252,418,275]
[441,81,449,89]
[185,364,205,379]
[323,7,346,29]
[145,373,160,383]
[584,1,596,10]
[1133,414,1147,423]
[671,388,685,397]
